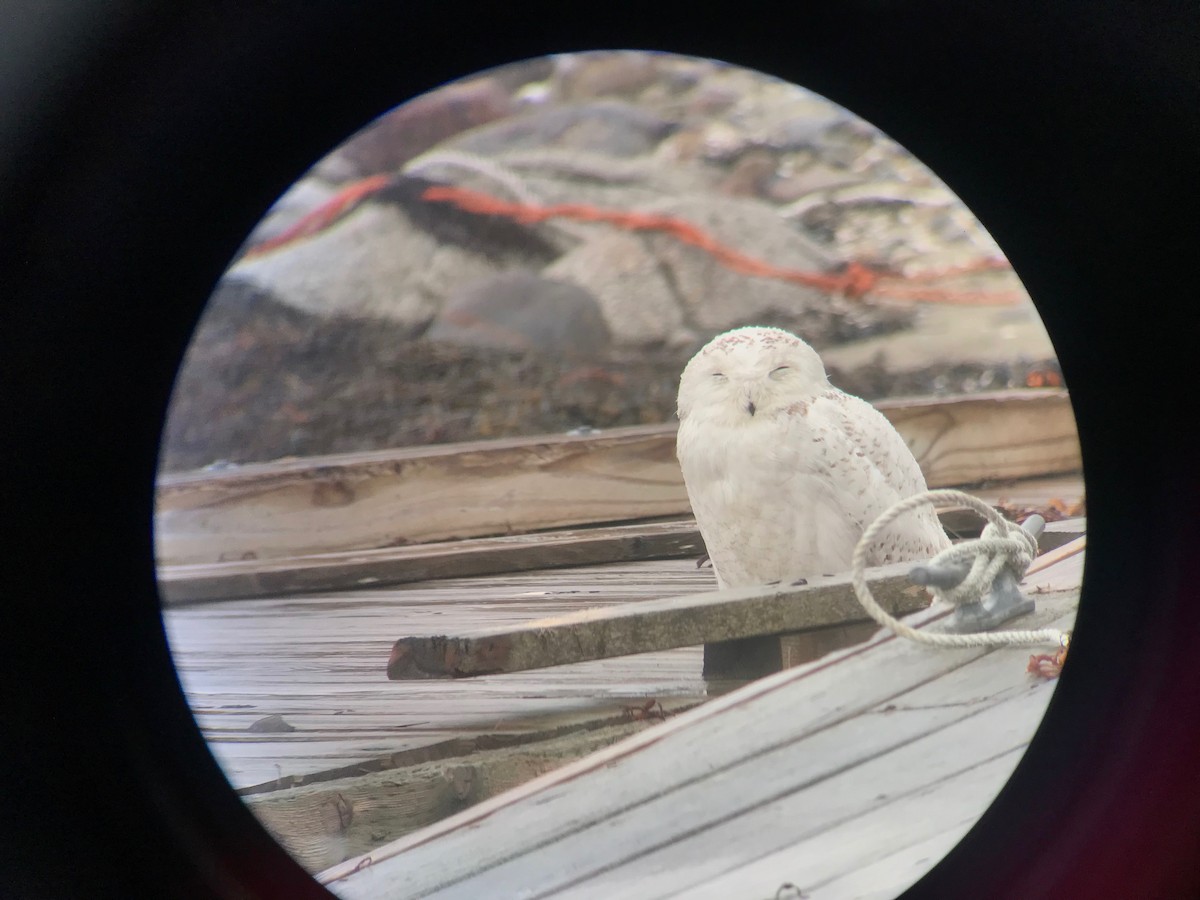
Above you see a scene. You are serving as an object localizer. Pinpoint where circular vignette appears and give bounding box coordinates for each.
[3,4,1199,900]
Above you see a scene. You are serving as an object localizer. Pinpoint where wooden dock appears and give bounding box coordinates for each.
[164,559,717,792]
[163,513,1082,881]
[318,550,1082,899]
[157,388,1086,885]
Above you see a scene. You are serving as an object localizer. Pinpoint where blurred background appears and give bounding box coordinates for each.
[159,49,1060,473]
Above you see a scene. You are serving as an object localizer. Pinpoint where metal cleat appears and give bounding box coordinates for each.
[909,514,1045,633]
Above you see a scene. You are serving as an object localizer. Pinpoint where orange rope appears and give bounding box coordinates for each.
[243,174,393,258]
[420,185,1023,305]
[421,184,874,296]
[243,177,1023,306]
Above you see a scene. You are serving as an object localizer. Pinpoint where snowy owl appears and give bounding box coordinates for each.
[676,325,950,589]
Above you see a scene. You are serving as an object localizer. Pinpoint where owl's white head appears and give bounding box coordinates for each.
[677,326,830,426]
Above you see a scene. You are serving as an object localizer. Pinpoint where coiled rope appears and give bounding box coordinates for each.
[850,489,1071,649]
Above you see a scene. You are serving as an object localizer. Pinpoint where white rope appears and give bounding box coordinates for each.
[404,149,545,208]
[850,489,1070,649]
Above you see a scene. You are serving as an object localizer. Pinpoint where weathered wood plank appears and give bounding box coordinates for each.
[970,473,1085,508]
[801,825,971,900]
[382,526,1083,679]
[156,424,687,566]
[155,389,1080,565]
[322,595,1075,895]
[882,388,1079,489]
[156,519,703,604]
[669,622,1072,898]
[1027,533,1085,577]
[248,708,697,874]
[668,750,1026,900]
[324,605,961,885]
[384,562,934,679]
[594,624,1067,900]
[163,536,1081,795]
[155,511,1084,605]
[698,518,1081,677]
[163,559,717,791]
[444,693,1048,899]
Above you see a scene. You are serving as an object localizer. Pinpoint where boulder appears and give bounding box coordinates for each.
[223,177,562,330]
[554,51,663,101]
[544,232,691,348]
[425,270,613,358]
[450,99,678,158]
[225,203,476,330]
[640,194,835,333]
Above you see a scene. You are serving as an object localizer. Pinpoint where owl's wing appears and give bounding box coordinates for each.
[799,390,950,565]
[814,391,929,495]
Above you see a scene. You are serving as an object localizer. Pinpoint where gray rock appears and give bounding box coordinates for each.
[452,99,678,158]
[161,49,1051,473]
[223,182,560,330]
[639,193,836,333]
[554,51,663,101]
[426,270,612,357]
[544,232,691,348]
[225,203,472,329]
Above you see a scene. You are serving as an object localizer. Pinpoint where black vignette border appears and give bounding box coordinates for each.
[2,2,1198,898]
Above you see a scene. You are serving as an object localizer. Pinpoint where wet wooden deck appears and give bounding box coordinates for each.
[317,546,1082,899]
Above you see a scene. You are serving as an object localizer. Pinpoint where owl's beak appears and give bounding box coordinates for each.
[740,383,758,416]
[738,379,758,417]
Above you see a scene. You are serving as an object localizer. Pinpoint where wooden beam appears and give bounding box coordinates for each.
[881,389,1079,488]
[246,705,698,874]
[385,561,932,679]
[156,424,687,566]
[156,518,704,605]
[156,389,1080,566]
